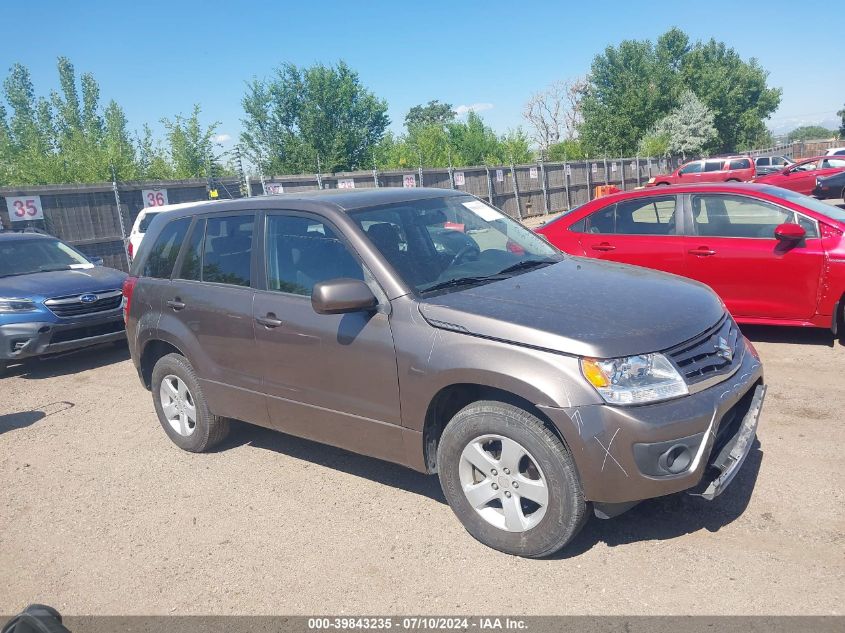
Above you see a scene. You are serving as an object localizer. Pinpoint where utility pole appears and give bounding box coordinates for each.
[111,164,130,270]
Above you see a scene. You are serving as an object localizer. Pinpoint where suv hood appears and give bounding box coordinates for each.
[419,258,724,358]
[0,266,127,300]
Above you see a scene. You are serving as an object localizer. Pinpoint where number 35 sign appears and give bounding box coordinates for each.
[6,195,44,222]
[142,188,169,208]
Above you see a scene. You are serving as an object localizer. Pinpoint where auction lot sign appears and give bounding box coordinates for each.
[141,188,169,208]
[5,195,44,222]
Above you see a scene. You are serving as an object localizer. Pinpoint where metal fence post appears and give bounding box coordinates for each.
[539,158,549,214]
[564,162,571,210]
[586,161,592,201]
[635,155,641,187]
[620,156,626,191]
[485,165,494,204]
[603,157,609,186]
[510,163,522,220]
[373,168,379,188]
[110,165,130,270]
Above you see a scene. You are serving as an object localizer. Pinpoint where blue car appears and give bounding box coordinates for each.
[0,230,127,372]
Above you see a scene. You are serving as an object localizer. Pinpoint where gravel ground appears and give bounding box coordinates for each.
[1,325,843,616]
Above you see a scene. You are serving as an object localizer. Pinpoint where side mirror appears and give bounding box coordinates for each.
[311,278,377,315]
[91,257,104,266]
[774,223,805,242]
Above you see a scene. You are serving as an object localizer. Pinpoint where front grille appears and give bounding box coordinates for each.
[45,289,123,318]
[666,315,741,385]
[50,319,125,344]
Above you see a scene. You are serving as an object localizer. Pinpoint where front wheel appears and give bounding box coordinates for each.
[437,401,588,558]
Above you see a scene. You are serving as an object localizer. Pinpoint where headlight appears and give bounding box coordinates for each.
[580,353,688,405]
[0,297,39,313]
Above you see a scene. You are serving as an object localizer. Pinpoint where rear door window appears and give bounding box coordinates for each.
[703,161,724,172]
[142,218,190,279]
[756,157,770,167]
[581,197,677,235]
[202,215,255,287]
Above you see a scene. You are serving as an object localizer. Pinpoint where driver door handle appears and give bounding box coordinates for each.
[688,247,716,257]
[591,242,616,252]
[166,299,186,311]
[256,314,284,328]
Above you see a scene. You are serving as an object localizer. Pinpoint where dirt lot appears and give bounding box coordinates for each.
[1,328,843,616]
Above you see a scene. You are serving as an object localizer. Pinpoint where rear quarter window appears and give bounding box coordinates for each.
[729,159,752,170]
[142,217,191,279]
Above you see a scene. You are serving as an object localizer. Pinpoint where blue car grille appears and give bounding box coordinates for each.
[44,289,123,318]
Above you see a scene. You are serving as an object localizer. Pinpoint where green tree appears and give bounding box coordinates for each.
[680,39,781,152]
[241,61,389,174]
[647,90,717,159]
[161,104,221,179]
[579,28,781,155]
[838,104,845,138]
[547,138,587,161]
[786,125,836,142]
[405,100,455,131]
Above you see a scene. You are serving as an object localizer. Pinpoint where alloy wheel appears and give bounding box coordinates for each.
[458,434,549,532]
[159,374,197,437]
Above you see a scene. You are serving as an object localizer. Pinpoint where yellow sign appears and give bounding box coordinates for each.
[209,188,219,199]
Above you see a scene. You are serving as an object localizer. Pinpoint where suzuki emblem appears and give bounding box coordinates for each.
[714,336,733,361]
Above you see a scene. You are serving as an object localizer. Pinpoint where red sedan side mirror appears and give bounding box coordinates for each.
[774,223,805,241]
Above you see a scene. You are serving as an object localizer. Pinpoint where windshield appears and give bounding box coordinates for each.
[350,195,562,295]
[0,238,92,277]
[760,186,845,222]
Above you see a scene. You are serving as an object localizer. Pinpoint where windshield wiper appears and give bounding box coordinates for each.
[495,258,557,276]
[38,264,71,272]
[420,275,505,295]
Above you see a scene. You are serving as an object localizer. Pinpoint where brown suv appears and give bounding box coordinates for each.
[124,189,766,557]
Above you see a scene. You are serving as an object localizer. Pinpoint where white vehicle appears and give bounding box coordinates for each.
[127,203,191,261]
[825,147,845,156]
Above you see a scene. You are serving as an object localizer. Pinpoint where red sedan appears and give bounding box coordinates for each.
[536,183,845,331]
[752,156,845,195]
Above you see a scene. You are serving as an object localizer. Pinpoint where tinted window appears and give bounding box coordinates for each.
[691,194,817,239]
[584,197,676,235]
[755,157,770,167]
[266,215,363,296]
[202,215,254,286]
[703,161,724,172]
[729,158,751,170]
[138,211,161,233]
[177,218,205,281]
[771,156,787,166]
[679,162,702,175]
[143,218,190,279]
[821,158,845,169]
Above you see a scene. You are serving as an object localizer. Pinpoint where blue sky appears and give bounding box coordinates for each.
[1,0,842,149]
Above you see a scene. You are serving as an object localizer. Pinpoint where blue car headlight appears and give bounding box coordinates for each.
[0,298,39,313]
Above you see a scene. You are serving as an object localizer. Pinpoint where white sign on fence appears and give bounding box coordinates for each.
[266,183,284,195]
[454,171,465,186]
[337,178,355,189]
[529,167,538,179]
[565,165,572,176]
[6,195,44,222]
[496,169,504,182]
[403,174,417,188]
[142,188,169,208]
[631,162,638,172]
[591,164,598,174]
[611,163,617,173]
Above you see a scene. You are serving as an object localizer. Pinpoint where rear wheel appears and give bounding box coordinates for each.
[437,401,588,558]
[151,353,229,452]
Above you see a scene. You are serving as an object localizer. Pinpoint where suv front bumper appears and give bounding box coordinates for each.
[0,312,125,363]
[539,345,765,507]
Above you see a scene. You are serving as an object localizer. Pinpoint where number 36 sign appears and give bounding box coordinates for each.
[6,195,44,222]
[142,188,169,208]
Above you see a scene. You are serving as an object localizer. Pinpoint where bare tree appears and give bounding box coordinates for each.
[522,78,587,150]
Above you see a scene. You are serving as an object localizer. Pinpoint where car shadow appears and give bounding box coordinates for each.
[0,401,75,435]
[217,422,764,555]
[1,341,130,380]
[740,324,841,347]
[551,439,764,559]
[215,421,447,503]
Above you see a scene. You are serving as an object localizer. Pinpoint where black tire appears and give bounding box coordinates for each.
[655,182,670,186]
[437,400,588,558]
[150,352,229,452]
